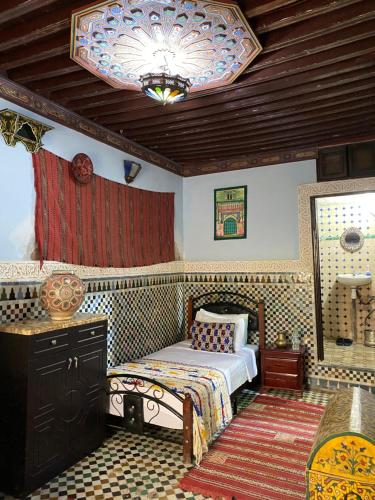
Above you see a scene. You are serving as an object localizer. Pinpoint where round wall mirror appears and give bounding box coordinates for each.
[340,227,364,252]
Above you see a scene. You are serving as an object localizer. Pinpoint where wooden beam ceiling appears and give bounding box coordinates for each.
[0,0,59,26]
[0,0,374,175]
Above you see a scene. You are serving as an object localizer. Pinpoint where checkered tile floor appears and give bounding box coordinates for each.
[1,389,331,500]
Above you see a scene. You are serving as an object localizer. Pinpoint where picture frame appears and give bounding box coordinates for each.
[214,185,247,240]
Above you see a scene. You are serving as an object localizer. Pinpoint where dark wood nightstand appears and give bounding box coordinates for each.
[260,346,305,396]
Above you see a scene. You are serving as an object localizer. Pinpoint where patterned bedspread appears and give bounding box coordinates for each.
[108,359,233,463]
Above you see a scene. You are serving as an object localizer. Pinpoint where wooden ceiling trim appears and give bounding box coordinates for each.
[158,113,375,156]
[0,0,85,53]
[0,76,180,174]
[9,55,80,84]
[75,57,374,116]
[169,120,375,160]
[182,148,317,176]
[50,81,120,104]
[73,53,375,114]
[101,76,375,128]
[131,93,373,142]
[172,119,375,157]
[172,132,375,163]
[240,37,375,83]
[243,0,299,18]
[251,0,363,33]
[93,38,375,124]
[65,89,148,111]
[27,71,97,93]
[110,90,375,139]
[87,63,375,122]
[0,0,58,25]
[182,133,375,176]
[137,103,373,149]
[0,31,70,71]
[248,21,375,73]
[260,0,375,54]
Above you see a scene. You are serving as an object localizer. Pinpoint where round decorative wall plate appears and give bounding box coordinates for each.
[71,153,94,184]
[340,226,364,253]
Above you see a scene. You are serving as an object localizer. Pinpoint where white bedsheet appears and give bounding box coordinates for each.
[145,340,258,394]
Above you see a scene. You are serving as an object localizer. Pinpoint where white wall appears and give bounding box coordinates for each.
[183,160,317,261]
[0,98,183,260]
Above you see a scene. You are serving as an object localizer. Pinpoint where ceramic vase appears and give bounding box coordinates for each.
[40,270,85,321]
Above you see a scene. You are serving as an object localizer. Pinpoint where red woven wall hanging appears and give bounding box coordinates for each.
[33,149,175,268]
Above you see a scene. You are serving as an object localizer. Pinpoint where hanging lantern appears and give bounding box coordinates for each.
[140,73,191,105]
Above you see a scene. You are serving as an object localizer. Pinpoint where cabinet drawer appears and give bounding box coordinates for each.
[30,332,70,357]
[75,323,106,346]
[263,356,298,374]
[264,372,299,390]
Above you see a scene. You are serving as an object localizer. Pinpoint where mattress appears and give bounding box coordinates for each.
[108,341,258,428]
[145,340,258,394]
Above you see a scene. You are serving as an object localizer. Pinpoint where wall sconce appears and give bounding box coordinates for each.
[124,160,142,184]
[0,109,53,153]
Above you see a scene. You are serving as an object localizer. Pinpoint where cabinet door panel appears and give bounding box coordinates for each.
[348,141,375,177]
[69,343,106,459]
[317,146,347,181]
[27,352,70,479]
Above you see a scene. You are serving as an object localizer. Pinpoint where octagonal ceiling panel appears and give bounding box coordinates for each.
[71,0,262,93]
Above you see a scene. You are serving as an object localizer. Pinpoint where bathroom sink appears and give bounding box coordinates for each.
[337,273,372,287]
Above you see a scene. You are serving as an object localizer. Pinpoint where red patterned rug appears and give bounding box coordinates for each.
[179,394,325,500]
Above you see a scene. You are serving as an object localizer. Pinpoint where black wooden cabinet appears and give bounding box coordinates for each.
[0,316,107,497]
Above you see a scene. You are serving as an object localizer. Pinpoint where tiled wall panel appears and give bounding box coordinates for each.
[184,273,375,390]
[0,268,374,390]
[0,274,184,367]
[316,194,375,342]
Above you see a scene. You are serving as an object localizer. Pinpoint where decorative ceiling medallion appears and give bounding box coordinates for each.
[71,153,94,184]
[70,0,261,100]
[0,109,53,153]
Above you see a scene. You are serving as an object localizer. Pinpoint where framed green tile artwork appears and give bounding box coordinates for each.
[214,185,247,240]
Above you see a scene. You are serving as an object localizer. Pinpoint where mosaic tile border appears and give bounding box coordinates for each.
[0,273,184,302]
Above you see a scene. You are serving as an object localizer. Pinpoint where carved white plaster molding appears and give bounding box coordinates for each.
[0,260,184,282]
[183,260,305,274]
[298,176,375,272]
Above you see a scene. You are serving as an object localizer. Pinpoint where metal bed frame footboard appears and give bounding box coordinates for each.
[107,373,194,464]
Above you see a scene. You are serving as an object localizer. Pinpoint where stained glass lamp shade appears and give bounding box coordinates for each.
[71,0,261,104]
[140,73,191,104]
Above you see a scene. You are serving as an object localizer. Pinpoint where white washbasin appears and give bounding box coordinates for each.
[337,273,372,287]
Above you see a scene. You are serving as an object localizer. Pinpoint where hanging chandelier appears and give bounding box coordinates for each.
[71,0,261,105]
[140,73,191,105]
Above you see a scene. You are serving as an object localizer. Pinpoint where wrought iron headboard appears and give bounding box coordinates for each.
[187,291,265,348]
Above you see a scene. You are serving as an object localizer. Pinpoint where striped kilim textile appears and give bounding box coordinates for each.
[33,149,174,268]
[180,394,325,499]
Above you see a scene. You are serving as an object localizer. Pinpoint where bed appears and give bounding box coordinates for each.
[107,292,265,463]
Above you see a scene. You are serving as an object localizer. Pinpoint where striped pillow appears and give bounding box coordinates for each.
[190,320,235,353]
